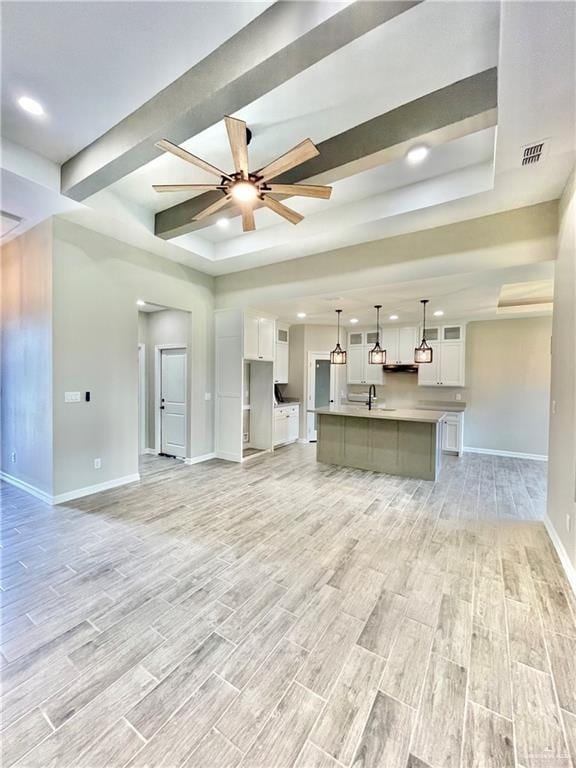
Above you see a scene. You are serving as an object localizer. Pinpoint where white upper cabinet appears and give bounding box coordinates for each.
[381,328,399,363]
[274,323,289,384]
[346,331,384,385]
[438,341,464,386]
[416,343,440,386]
[244,313,275,361]
[417,325,466,386]
[347,345,366,384]
[398,327,418,364]
[244,313,260,360]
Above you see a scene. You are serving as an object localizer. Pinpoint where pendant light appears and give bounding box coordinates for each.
[368,305,386,364]
[330,309,347,365]
[414,299,433,363]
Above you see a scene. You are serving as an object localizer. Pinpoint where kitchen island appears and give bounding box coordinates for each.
[312,406,447,481]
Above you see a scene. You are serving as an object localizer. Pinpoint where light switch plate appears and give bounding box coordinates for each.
[65,391,81,403]
[94,458,101,469]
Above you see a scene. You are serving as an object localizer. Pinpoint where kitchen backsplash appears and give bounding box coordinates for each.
[347,371,468,406]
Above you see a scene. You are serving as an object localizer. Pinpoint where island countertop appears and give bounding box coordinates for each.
[311,406,447,423]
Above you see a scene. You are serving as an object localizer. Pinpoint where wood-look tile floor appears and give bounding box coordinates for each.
[2,445,575,768]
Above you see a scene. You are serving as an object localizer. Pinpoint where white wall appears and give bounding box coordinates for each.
[347,317,552,456]
[1,220,54,495]
[547,169,576,571]
[51,218,214,495]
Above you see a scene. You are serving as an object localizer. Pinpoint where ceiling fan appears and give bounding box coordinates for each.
[152,116,332,232]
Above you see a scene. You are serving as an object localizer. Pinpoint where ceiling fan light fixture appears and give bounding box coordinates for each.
[230,180,258,203]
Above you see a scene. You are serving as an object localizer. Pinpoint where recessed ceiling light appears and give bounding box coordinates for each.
[406,144,429,165]
[136,300,146,307]
[349,318,359,324]
[216,217,229,229]
[18,96,44,116]
[297,312,306,318]
[433,310,444,317]
[389,314,399,320]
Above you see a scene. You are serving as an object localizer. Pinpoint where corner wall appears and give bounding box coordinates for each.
[547,170,576,576]
[0,220,54,497]
[51,218,215,496]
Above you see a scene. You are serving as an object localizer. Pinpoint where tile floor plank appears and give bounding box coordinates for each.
[310,644,385,765]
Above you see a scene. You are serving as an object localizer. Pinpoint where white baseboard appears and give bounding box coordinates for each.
[544,515,576,597]
[142,448,158,455]
[0,472,53,504]
[53,474,141,504]
[1,471,141,505]
[464,447,548,461]
[184,453,216,465]
[215,451,241,463]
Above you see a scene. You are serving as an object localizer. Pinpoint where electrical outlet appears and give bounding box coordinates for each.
[567,514,572,533]
[65,391,81,403]
[455,393,462,401]
[10,451,16,463]
[243,433,249,443]
[94,458,102,469]
[204,392,212,401]
[552,400,557,415]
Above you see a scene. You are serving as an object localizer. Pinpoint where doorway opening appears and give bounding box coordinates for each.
[138,305,191,463]
[307,352,336,442]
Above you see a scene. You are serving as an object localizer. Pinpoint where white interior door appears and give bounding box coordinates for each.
[307,353,336,441]
[160,348,187,458]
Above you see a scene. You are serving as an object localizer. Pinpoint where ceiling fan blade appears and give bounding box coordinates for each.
[193,195,231,221]
[225,116,249,177]
[257,139,319,182]
[266,183,332,199]
[240,204,255,232]
[261,195,304,225]
[153,184,223,193]
[155,139,232,180]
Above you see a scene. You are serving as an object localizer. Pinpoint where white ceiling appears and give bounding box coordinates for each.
[1,0,574,306]
[260,261,555,327]
[91,0,575,276]
[108,1,499,213]
[0,1,273,163]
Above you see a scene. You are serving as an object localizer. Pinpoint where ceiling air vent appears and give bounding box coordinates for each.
[521,141,546,166]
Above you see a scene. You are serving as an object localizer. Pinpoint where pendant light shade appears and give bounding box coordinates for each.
[368,304,386,364]
[330,309,347,365]
[415,299,433,363]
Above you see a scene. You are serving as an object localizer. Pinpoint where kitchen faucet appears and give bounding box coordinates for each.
[367,384,376,411]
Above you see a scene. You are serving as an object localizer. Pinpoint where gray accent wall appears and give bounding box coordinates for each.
[1,220,54,495]
[547,169,576,570]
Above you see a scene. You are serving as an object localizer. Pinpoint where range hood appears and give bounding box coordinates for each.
[382,363,419,373]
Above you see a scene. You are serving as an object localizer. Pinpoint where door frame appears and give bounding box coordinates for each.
[307,351,337,442]
[138,343,146,455]
[154,344,188,457]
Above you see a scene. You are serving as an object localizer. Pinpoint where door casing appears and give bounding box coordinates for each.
[307,351,337,442]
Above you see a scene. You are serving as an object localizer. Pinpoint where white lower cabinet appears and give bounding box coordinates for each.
[274,404,299,446]
[442,412,464,455]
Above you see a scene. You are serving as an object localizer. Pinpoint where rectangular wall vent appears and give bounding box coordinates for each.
[521,142,545,166]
